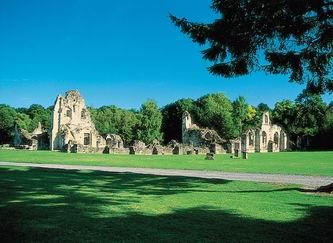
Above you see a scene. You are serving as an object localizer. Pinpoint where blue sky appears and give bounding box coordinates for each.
[0,0,331,109]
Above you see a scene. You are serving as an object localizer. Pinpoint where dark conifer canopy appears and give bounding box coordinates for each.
[170,0,333,94]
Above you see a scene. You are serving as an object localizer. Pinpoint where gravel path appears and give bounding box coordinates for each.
[0,161,332,188]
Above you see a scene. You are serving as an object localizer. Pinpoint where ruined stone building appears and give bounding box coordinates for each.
[13,122,49,150]
[50,90,106,152]
[237,111,288,153]
[182,111,288,154]
[47,91,288,155]
[182,111,226,154]
[104,134,128,154]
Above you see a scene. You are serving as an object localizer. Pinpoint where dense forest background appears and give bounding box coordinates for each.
[0,93,332,150]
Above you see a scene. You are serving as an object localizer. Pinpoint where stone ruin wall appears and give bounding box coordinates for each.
[236,111,288,154]
[13,122,49,150]
[13,90,288,155]
[182,111,289,155]
[181,111,226,154]
[50,90,106,152]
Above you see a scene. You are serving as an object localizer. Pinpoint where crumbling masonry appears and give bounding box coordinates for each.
[47,90,288,155]
[50,90,106,152]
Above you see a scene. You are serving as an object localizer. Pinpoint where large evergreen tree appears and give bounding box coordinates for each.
[170,0,333,94]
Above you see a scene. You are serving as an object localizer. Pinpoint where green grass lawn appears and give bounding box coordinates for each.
[0,166,332,242]
[0,150,333,176]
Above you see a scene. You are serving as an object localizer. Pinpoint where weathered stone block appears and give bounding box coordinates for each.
[205,153,214,160]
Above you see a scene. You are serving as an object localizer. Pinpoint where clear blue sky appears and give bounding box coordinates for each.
[0,0,331,109]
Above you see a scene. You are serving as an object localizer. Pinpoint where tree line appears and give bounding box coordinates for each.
[0,93,332,149]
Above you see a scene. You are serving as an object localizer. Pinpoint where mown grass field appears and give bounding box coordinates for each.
[0,166,332,242]
[0,150,333,176]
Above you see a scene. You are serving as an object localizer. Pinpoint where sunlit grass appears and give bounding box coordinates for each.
[0,166,332,242]
[0,150,333,176]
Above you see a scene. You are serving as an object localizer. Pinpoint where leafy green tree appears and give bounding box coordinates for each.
[323,105,333,131]
[273,96,327,149]
[0,104,17,144]
[272,100,298,135]
[91,106,122,135]
[195,93,235,139]
[232,97,257,137]
[170,0,333,94]
[16,107,28,114]
[257,103,270,112]
[90,106,140,144]
[137,100,163,144]
[251,102,271,129]
[161,98,196,143]
[15,113,32,131]
[118,110,140,144]
[294,95,327,137]
[18,104,52,132]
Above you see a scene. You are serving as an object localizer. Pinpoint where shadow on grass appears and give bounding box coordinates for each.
[0,167,332,242]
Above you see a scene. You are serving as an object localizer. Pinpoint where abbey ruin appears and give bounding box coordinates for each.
[238,111,288,153]
[181,111,288,154]
[182,111,226,154]
[50,90,106,153]
[12,90,288,155]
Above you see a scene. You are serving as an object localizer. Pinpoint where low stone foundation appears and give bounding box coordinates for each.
[105,147,130,155]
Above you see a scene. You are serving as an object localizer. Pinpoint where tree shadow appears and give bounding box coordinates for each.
[0,167,332,242]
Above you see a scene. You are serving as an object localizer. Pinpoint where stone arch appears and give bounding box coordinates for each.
[66,109,72,118]
[83,133,91,146]
[262,131,267,146]
[81,109,86,119]
[106,137,112,146]
[172,146,181,155]
[264,114,269,124]
[274,132,279,145]
[248,131,254,146]
[204,131,212,140]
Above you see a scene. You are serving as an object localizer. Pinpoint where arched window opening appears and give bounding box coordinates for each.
[262,131,267,145]
[274,132,279,144]
[66,109,72,118]
[84,133,91,146]
[249,132,254,146]
[81,109,86,119]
